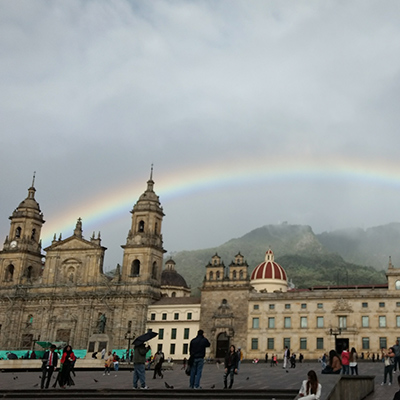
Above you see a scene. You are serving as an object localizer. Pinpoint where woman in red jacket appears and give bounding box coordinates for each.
[59,345,76,388]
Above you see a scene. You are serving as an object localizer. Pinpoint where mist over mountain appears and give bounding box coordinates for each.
[168,223,389,294]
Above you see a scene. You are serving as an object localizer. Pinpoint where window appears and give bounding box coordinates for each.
[317,317,324,328]
[162,313,167,321]
[187,312,192,320]
[171,329,177,340]
[301,303,307,309]
[284,317,291,328]
[285,304,291,309]
[300,338,307,350]
[251,338,258,350]
[380,337,387,349]
[339,316,347,329]
[397,316,400,328]
[158,329,164,340]
[283,338,291,349]
[267,338,274,350]
[362,316,369,328]
[397,302,400,307]
[183,343,188,354]
[184,328,189,340]
[268,317,275,329]
[131,260,140,276]
[269,304,275,310]
[150,313,155,321]
[317,303,323,309]
[379,302,385,308]
[252,318,259,329]
[362,337,370,350]
[174,313,179,320]
[379,316,386,328]
[253,304,259,310]
[316,338,324,350]
[300,317,307,328]
[396,281,400,290]
[170,343,175,355]
[362,302,368,308]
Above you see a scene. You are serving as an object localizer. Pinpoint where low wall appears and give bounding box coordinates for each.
[326,375,375,400]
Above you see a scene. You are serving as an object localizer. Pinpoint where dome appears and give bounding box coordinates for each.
[161,268,189,288]
[17,187,41,212]
[250,249,288,293]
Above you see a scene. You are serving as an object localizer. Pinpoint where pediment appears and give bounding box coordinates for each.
[44,236,99,252]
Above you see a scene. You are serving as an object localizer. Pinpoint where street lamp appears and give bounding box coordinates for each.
[125,332,136,364]
[329,328,342,340]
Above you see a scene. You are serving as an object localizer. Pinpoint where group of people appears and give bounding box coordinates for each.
[40,344,76,389]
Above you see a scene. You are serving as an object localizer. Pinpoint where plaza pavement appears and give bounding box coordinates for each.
[0,359,398,399]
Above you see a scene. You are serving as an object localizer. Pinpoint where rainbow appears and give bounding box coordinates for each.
[40,155,400,247]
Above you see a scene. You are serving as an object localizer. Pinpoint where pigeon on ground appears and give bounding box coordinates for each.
[94,379,98,382]
[246,377,249,380]
[211,384,215,389]
[165,381,174,389]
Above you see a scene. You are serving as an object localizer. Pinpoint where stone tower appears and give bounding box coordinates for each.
[121,167,166,295]
[0,179,45,285]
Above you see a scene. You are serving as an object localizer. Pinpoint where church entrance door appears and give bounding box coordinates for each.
[216,332,229,358]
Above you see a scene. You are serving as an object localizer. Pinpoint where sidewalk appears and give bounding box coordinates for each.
[0,360,397,399]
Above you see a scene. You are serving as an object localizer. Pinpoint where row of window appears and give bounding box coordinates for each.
[158,342,189,355]
[250,337,396,351]
[252,315,400,329]
[150,312,192,321]
[258,301,399,310]
[157,328,190,340]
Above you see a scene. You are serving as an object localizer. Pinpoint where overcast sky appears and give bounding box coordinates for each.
[1,0,400,270]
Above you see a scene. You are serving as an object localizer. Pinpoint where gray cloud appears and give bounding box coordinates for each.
[1,0,400,269]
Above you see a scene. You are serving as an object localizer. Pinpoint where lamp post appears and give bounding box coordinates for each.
[125,332,135,364]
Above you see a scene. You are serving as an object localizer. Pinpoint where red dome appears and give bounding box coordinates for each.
[251,261,287,281]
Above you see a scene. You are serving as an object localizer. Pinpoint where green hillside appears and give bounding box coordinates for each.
[169,223,388,294]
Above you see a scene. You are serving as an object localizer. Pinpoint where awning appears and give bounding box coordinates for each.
[36,341,66,349]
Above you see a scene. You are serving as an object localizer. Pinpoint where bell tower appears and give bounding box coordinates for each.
[121,168,166,290]
[0,176,45,285]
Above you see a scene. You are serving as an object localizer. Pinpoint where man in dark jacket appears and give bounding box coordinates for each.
[133,343,150,389]
[41,344,58,389]
[189,329,210,389]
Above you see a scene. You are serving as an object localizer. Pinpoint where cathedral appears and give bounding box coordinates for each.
[2,174,400,362]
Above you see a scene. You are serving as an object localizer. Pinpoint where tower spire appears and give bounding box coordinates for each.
[32,171,36,188]
[150,164,153,181]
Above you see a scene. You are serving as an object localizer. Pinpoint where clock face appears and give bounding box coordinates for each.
[10,241,17,248]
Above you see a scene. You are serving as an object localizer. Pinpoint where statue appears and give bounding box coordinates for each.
[98,313,107,334]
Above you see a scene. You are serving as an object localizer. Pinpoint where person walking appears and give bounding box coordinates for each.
[152,350,164,379]
[189,329,210,389]
[113,352,120,375]
[223,345,239,389]
[382,347,395,386]
[349,347,358,375]
[133,342,150,389]
[40,344,58,389]
[298,370,322,400]
[393,340,400,373]
[58,345,76,389]
[341,347,350,375]
[237,347,243,371]
[103,351,113,376]
[393,375,400,400]
[283,346,290,370]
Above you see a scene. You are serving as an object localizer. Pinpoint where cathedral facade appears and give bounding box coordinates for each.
[0,174,165,353]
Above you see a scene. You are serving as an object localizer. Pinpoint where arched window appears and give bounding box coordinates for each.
[239,270,243,279]
[209,271,214,280]
[15,227,21,238]
[232,270,237,279]
[67,266,75,283]
[152,262,157,279]
[171,292,176,297]
[131,260,140,276]
[6,264,14,281]
[26,266,33,279]
[216,271,220,280]
[138,221,145,233]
